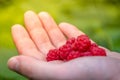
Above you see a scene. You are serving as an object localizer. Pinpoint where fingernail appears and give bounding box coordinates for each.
[8,57,19,71]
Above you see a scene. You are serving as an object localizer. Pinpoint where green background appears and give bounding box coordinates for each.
[0,0,120,79]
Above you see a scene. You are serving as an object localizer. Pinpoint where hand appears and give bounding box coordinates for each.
[8,11,120,80]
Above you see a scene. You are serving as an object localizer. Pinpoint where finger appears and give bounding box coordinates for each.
[102,47,120,59]
[38,12,66,48]
[24,11,54,54]
[109,52,120,59]
[8,56,62,80]
[59,22,85,38]
[59,22,95,43]
[12,24,44,60]
[59,22,120,59]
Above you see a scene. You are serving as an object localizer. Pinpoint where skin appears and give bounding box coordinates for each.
[7,11,120,80]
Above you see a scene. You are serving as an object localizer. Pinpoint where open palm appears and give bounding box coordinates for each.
[8,11,120,80]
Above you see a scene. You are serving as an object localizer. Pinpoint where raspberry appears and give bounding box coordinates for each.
[46,49,61,61]
[73,35,91,52]
[81,51,93,56]
[90,45,106,56]
[46,35,106,62]
[91,43,98,47]
[67,51,81,61]
[59,44,72,60]
[66,37,75,45]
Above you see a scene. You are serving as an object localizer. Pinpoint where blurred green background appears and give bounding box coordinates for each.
[0,0,120,80]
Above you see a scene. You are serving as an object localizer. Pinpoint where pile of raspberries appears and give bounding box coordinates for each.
[46,35,106,61]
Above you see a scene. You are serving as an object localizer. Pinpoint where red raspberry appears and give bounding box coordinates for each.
[90,46,106,56]
[67,51,81,61]
[46,35,106,62]
[73,35,91,52]
[46,49,61,61]
[81,51,93,56]
[59,44,72,60]
[91,43,98,47]
[66,37,75,45]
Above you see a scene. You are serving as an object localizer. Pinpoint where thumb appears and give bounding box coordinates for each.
[7,55,61,80]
